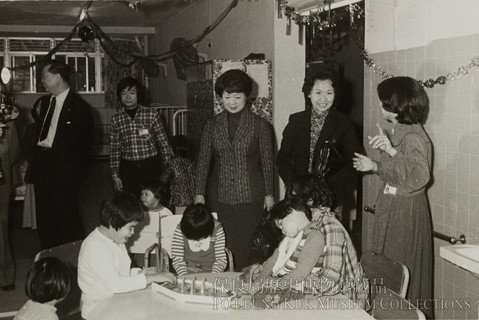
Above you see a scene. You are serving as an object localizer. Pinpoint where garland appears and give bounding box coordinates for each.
[5,0,239,76]
[278,0,479,88]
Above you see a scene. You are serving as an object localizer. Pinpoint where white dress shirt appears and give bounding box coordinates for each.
[37,88,69,148]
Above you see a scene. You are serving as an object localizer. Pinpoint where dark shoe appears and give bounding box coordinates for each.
[1,284,15,291]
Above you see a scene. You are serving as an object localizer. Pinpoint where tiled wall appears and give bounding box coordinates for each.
[362,34,479,320]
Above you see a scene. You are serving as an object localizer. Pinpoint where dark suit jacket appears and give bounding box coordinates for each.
[32,90,94,181]
[195,109,274,205]
[277,108,362,192]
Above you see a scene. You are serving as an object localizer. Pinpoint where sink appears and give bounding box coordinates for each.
[440,245,479,275]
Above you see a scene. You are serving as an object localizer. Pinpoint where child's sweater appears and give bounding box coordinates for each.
[171,220,227,275]
[78,228,146,319]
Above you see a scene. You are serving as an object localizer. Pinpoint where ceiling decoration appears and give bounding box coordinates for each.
[0,0,196,28]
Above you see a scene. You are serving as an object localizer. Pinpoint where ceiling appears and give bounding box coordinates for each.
[0,0,196,30]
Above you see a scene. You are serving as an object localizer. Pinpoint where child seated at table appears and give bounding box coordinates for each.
[171,204,227,275]
[15,257,71,320]
[245,196,369,309]
[78,192,176,319]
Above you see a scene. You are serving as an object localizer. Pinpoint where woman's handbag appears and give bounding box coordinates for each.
[251,209,282,263]
[312,139,344,178]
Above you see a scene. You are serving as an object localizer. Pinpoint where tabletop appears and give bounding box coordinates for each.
[87,272,374,320]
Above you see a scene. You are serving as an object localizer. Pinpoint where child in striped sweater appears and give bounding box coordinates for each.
[171,204,227,275]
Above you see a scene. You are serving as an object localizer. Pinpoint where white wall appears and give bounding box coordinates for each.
[363,1,479,319]
[151,0,275,105]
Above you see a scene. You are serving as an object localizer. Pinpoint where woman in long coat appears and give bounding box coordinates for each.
[194,69,274,271]
[353,76,433,319]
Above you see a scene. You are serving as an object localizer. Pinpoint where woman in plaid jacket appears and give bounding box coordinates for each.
[194,69,274,271]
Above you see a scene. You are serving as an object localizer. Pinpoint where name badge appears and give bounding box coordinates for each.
[139,128,149,136]
[383,184,397,195]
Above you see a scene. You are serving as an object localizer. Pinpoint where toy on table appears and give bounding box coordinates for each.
[151,277,235,304]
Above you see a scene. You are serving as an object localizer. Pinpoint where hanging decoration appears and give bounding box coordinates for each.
[6,0,239,78]
[278,0,479,88]
[77,25,95,43]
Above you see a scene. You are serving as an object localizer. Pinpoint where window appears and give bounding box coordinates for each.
[3,37,103,93]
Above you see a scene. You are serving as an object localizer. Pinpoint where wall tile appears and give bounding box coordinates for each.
[364,34,479,320]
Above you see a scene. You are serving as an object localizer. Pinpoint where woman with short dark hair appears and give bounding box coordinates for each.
[353,76,433,319]
[277,68,362,217]
[194,69,274,271]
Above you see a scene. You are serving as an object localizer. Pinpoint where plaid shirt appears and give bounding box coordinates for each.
[109,105,173,177]
[310,212,369,309]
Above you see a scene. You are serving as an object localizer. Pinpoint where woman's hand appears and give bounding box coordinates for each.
[264,195,274,211]
[194,195,205,204]
[145,271,177,285]
[368,124,397,156]
[113,176,123,191]
[353,153,377,172]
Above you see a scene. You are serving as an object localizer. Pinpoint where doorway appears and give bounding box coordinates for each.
[305,0,365,250]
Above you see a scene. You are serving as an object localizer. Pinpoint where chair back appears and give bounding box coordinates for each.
[34,241,83,319]
[371,288,426,320]
[361,250,409,299]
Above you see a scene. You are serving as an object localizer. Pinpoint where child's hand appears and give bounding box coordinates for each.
[187,266,203,273]
[368,124,396,156]
[194,195,205,204]
[264,195,274,211]
[353,153,377,172]
[113,176,123,191]
[142,266,158,275]
[146,272,176,285]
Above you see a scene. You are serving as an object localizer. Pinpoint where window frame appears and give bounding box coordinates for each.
[2,36,104,94]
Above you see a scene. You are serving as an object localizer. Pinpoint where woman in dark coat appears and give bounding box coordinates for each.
[353,77,433,319]
[277,68,362,215]
[194,69,274,271]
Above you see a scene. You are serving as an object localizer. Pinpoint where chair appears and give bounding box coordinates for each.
[371,288,426,320]
[34,241,83,320]
[361,250,409,299]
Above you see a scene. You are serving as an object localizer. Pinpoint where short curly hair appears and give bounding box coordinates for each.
[302,68,340,108]
[214,69,253,97]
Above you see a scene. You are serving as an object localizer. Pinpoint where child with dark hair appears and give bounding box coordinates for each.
[288,174,341,221]
[14,257,71,320]
[161,135,195,214]
[245,196,369,309]
[140,179,173,218]
[78,192,176,319]
[171,204,227,275]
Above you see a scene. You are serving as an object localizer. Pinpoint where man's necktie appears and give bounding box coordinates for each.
[39,96,56,141]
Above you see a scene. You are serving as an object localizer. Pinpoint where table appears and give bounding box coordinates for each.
[88,272,374,320]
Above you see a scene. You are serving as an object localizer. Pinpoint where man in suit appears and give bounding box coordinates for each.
[32,60,94,249]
